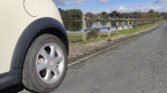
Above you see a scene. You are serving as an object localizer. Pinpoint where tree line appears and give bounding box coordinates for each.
[59,8,167,20]
[59,8,83,20]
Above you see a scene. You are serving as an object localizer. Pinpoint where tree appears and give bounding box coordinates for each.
[85,12,95,18]
[148,9,161,18]
[161,12,167,19]
[100,12,109,19]
[59,9,83,20]
[119,13,133,18]
[109,11,120,18]
[148,9,155,14]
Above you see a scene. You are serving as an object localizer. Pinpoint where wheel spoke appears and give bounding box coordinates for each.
[37,63,47,72]
[54,56,63,64]
[50,45,56,57]
[53,67,60,76]
[44,69,52,80]
[40,49,49,60]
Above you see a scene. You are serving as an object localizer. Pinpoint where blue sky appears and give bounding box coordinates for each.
[54,0,167,13]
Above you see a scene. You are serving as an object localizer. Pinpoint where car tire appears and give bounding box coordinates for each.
[22,34,67,93]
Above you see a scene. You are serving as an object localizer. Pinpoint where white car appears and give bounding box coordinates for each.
[0,0,68,92]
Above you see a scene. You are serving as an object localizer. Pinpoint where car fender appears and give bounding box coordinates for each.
[10,17,68,71]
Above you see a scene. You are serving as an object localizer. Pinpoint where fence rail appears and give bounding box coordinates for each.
[67,15,162,42]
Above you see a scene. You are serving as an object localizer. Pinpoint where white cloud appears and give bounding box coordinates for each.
[106,5,163,13]
[118,6,130,13]
[54,0,166,12]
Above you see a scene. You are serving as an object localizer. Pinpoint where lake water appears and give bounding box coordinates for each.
[64,21,118,32]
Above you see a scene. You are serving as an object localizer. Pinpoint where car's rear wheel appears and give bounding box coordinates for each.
[22,34,67,93]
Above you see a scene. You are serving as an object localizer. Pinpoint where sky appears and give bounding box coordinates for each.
[54,0,167,13]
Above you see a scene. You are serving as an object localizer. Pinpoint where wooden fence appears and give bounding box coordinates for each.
[67,15,162,42]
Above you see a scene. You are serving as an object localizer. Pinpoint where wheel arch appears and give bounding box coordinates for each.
[10,17,69,71]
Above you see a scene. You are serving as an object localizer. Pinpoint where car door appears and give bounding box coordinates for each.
[0,0,24,74]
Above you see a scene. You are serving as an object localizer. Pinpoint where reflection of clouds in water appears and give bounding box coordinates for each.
[91,22,98,28]
[64,20,132,32]
[100,27,117,32]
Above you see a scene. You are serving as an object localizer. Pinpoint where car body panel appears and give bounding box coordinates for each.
[10,17,68,72]
[0,0,63,74]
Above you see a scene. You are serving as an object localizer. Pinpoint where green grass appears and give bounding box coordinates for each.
[69,22,162,45]
[67,33,83,42]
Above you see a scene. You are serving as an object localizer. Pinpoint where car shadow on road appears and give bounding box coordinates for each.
[0,84,23,93]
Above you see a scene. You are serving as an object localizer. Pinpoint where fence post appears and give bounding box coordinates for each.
[131,20,134,28]
[116,20,119,31]
[134,19,138,28]
[137,19,140,27]
[122,20,125,30]
[107,21,111,36]
[82,15,87,41]
[96,20,101,28]
[127,20,130,29]
[96,20,101,38]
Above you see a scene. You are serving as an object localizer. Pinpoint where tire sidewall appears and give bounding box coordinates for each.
[23,34,67,92]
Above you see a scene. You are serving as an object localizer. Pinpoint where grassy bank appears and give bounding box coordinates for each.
[68,33,83,42]
[68,22,163,62]
[69,22,162,45]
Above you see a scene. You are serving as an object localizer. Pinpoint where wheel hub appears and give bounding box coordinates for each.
[36,43,65,84]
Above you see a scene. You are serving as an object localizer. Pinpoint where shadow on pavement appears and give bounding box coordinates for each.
[0,84,23,93]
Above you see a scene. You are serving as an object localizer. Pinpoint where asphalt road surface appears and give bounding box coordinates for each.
[22,23,167,93]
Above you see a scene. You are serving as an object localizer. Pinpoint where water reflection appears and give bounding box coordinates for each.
[86,21,93,28]
[100,21,107,27]
[63,20,82,32]
[111,20,117,27]
[64,20,117,32]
